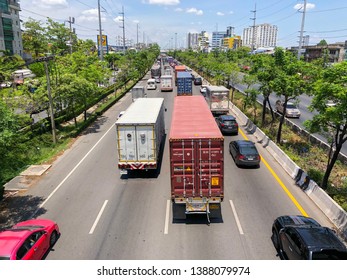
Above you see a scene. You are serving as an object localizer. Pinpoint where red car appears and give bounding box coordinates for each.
[0,219,60,260]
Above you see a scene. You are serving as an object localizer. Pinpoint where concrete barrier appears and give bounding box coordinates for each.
[229,102,347,240]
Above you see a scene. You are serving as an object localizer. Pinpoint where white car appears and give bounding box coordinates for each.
[275,100,301,118]
[200,85,207,95]
[146,79,157,90]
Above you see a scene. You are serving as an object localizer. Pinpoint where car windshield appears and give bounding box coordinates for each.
[223,120,236,125]
[312,250,347,260]
[240,146,258,154]
[286,104,297,109]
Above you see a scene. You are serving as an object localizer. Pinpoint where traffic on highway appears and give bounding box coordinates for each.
[2,58,346,260]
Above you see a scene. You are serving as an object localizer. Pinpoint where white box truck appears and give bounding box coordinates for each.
[160,75,173,92]
[115,98,165,175]
[131,85,146,102]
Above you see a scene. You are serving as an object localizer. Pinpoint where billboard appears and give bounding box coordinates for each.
[97,35,108,54]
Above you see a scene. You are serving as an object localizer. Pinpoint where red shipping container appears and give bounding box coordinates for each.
[169,96,224,215]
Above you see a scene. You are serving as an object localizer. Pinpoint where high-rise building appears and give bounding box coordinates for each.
[197,31,209,52]
[0,0,23,56]
[211,31,226,49]
[243,23,277,49]
[187,32,198,49]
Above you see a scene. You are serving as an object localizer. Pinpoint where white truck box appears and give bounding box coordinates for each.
[115,98,165,174]
[160,75,173,92]
[131,85,146,102]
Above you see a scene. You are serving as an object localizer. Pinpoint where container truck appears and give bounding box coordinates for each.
[160,75,173,92]
[150,65,161,80]
[115,98,165,175]
[205,85,230,115]
[176,72,192,96]
[169,96,224,222]
[174,65,186,85]
[131,85,146,102]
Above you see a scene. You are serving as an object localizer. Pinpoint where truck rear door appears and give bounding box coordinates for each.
[117,126,137,162]
[136,125,155,162]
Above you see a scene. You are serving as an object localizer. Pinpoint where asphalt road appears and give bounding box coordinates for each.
[18,71,334,260]
[234,81,347,156]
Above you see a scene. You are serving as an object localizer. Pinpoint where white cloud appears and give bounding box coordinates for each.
[186,8,203,16]
[133,20,140,24]
[175,8,183,12]
[217,12,224,16]
[78,9,105,23]
[113,16,123,23]
[294,3,315,11]
[142,0,180,5]
[32,0,68,9]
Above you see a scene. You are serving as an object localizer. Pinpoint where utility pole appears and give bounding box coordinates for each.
[297,0,307,60]
[250,4,257,53]
[97,0,103,61]
[66,17,75,54]
[175,33,177,50]
[136,23,139,49]
[119,6,126,54]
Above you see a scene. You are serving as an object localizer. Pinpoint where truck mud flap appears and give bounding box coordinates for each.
[172,202,186,220]
[209,203,222,219]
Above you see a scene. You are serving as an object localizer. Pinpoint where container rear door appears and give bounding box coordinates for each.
[136,125,155,162]
[171,139,223,198]
[117,126,137,162]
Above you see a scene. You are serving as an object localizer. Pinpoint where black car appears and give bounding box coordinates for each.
[215,115,238,135]
[271,215,347,260]
[193,77,202,85]
[229,140,260,167]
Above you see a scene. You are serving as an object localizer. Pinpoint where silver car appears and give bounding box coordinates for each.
[275,100,301,118]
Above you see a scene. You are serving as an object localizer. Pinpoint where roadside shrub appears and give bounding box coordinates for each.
[307,168,324,186]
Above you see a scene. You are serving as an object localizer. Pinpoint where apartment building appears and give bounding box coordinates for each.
[243,23,277,49]
[0,0,23,56]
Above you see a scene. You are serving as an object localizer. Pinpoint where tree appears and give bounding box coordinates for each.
[250,53,277,126]
[271,48,311,143]
[305,62,347,190]
[0,100,20,184]
[46,18,74,55]
[317,39,328,46]
[22,18,48,58]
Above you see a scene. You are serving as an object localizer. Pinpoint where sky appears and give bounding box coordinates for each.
[18,0,347,49]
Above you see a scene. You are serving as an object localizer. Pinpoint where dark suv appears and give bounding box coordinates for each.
[215,115,238,135]
[271,215,347,260]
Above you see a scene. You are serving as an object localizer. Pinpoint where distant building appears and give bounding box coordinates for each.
[300,42,347,63]
[303,35,310,47]
[0,0,23,56]
[243,23,277,49]
[222,36,242,50]
[211,31,227,50]
[198,31,209,52]
[187,32,198,50]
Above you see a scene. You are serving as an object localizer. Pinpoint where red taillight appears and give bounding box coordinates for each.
[220,123,225,127]
[238,155,245,160]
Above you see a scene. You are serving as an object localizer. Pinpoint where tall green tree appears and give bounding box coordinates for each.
[271,48,311,143]
[22,18,48,58]
[305,62,347,190]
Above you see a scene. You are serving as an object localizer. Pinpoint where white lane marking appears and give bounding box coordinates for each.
[35,124,115,213]
[89,200,108,234]
[229,200,244,235]
[164,200,170,235]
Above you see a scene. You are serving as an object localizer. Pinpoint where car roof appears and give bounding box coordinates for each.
[233,140,255,146]
[0,229,31,257]
[294,226,347,250]
[220,115,236,120]
[276,215,321,227]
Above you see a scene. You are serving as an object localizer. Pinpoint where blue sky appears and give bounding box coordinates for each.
[19,0,347,49]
